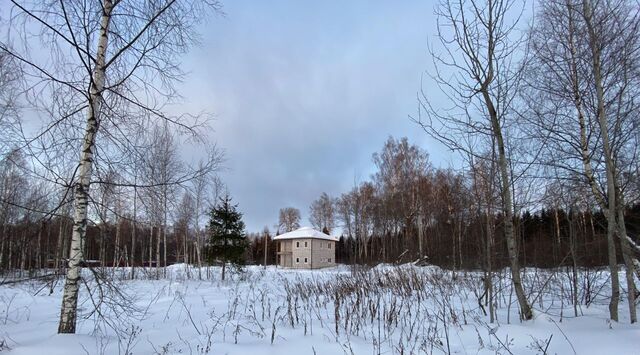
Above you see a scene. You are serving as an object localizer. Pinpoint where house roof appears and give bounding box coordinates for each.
[273,227,339,241]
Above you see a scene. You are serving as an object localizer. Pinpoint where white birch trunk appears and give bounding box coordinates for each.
[195,227,202,279]
[156,224,161,279]
[149,226,153,270]
[482,88,533,320]
[113,216,121,271]
[57,0,112,334]
[615,189,637,323]
[130,184,137,279]
[582,0,621,322]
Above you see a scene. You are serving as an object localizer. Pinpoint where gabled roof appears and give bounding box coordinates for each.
[273,227,338,241]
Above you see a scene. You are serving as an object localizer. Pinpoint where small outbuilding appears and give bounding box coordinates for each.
[274,227,338,269]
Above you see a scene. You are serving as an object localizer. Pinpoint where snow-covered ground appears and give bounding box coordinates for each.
[1,264,638,354]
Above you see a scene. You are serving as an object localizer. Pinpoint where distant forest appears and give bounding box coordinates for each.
[251,137,640,271]
[4,137,640,274]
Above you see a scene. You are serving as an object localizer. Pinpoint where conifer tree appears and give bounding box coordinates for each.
[206,194,247,280]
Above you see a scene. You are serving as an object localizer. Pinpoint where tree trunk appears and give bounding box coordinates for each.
[55,219,66,269]
[615,187,637,323]
[7,232,13,271]
[486,209,495,323]
[149,226,153,270]
[19,230,27,276]
[163,199,167,277]
[0,223,6,269]
[457,218,463,269]
[183,230,189,278]
[263,232,268,268]
[156,224,161,279]
[130,186,137,280]
[564,1,618,317]
[36,221,44,270]
[483,89,533,321]
[554,208,561,264]
[418,213,424,258]
[57,0,112,334]
[99,223,106,268]
[582,0,620,321]
[195,227,202,279]
[568,209,579,317]
[114,216,121,270]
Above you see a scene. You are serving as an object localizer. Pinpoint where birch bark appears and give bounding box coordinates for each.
[484,90,533,320]
[57,0,112,334]
[565,0,620,321]
[582,0,633,322]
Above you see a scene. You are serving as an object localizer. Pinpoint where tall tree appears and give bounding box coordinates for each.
[309,192,336,234]
[580,0,638,324]
[206,195,247,281]
[147,124,183,277]
[175,190,195,272]
[526,0,640,322]
[372,137,430,259]
[417,0,533,320]
[0,51,20,156]
[278,207,301,233]
[0,150,28,270]
[1,0,222,333]
[193,169,223,279]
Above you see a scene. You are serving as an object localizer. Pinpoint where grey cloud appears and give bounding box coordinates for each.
[176,0,450,231]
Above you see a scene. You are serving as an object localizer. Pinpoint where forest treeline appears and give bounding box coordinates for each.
[3,136,640,274]
[239,136,640,271]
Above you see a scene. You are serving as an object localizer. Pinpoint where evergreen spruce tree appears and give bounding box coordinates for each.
[206,194,248,280]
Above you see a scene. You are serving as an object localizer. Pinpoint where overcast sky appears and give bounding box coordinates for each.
[177,0,456,232]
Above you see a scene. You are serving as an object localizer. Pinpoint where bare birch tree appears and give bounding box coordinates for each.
[416,0,533,320]
[526,0,640,322]
[1,0,222,333]
[0,52,20,156]
[147,124,183,277]
[278,207,301,233]
[309,192,336,234]
[581,0,639,324]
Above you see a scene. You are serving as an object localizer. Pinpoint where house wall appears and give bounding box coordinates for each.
[311,239,335,268]
[277,240,293,267]
[291,238,312,269]
[289,238,335,269]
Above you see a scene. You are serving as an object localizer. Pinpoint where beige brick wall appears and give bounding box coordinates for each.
[289,238,335,269]
[284,238,336,269]
[291,238,311,269]
[311,239,335,268]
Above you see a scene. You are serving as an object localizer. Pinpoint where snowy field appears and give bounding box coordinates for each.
[1,264,639,354]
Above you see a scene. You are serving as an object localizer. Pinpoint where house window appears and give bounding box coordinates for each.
[304,257,308,263]
[328,242,331,249]
[296,257,300,263]
[328,258,332,263]
[296,241,300,248]
[304,241,308,247]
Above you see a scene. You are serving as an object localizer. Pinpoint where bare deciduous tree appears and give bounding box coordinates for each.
[278,207,301,233]
[309,192,336,234]
[526,0,640,322]
[416,0,533,320]
[1,0,222,333]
